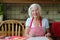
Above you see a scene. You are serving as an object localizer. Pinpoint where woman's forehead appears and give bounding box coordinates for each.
[30,6,39,10]
[31,5,38,8]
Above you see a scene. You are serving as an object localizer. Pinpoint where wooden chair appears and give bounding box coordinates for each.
[0,20,25,36]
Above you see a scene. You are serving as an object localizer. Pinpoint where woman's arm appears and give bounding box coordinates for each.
[46,28,50,33]
[25,27,30,37]
[44,18,51,37]
[45,28,51,37]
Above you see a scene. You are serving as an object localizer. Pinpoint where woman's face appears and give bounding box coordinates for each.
[31,6,40,18]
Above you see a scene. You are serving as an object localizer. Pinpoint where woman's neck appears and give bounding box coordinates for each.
[34,17,40,21]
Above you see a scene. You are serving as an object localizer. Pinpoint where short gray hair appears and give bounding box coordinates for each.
[28,3,41,18]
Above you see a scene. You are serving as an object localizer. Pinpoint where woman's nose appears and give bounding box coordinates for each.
[33,11,37,14]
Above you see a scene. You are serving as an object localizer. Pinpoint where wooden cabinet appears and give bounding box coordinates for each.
[2,0,60,4]
[3,0,38,3]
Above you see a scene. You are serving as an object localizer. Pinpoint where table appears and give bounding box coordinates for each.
[0,36,53,40]
[27,37,53,40]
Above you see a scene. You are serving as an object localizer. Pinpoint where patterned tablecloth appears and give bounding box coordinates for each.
[27,37,49,40]
[0,36,52,40]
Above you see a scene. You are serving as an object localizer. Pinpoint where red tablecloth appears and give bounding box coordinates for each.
[0,36,27,40]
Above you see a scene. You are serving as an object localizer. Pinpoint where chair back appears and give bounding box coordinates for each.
[0,20,25,36]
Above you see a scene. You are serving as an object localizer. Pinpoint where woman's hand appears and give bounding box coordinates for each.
[45,32,51,37]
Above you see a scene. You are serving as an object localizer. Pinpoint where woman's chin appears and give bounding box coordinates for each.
[34,16,38,18]
[34,16,39,18]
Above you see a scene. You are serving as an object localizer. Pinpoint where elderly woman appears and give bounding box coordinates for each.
[25,4,51,37]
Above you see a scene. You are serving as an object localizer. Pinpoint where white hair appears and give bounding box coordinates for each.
[28,3,41,18]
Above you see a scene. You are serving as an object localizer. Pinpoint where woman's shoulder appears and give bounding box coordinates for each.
[26,17,32,21]
[42,18,49,22]
[26,17,32,23]
[25,17,32,27]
